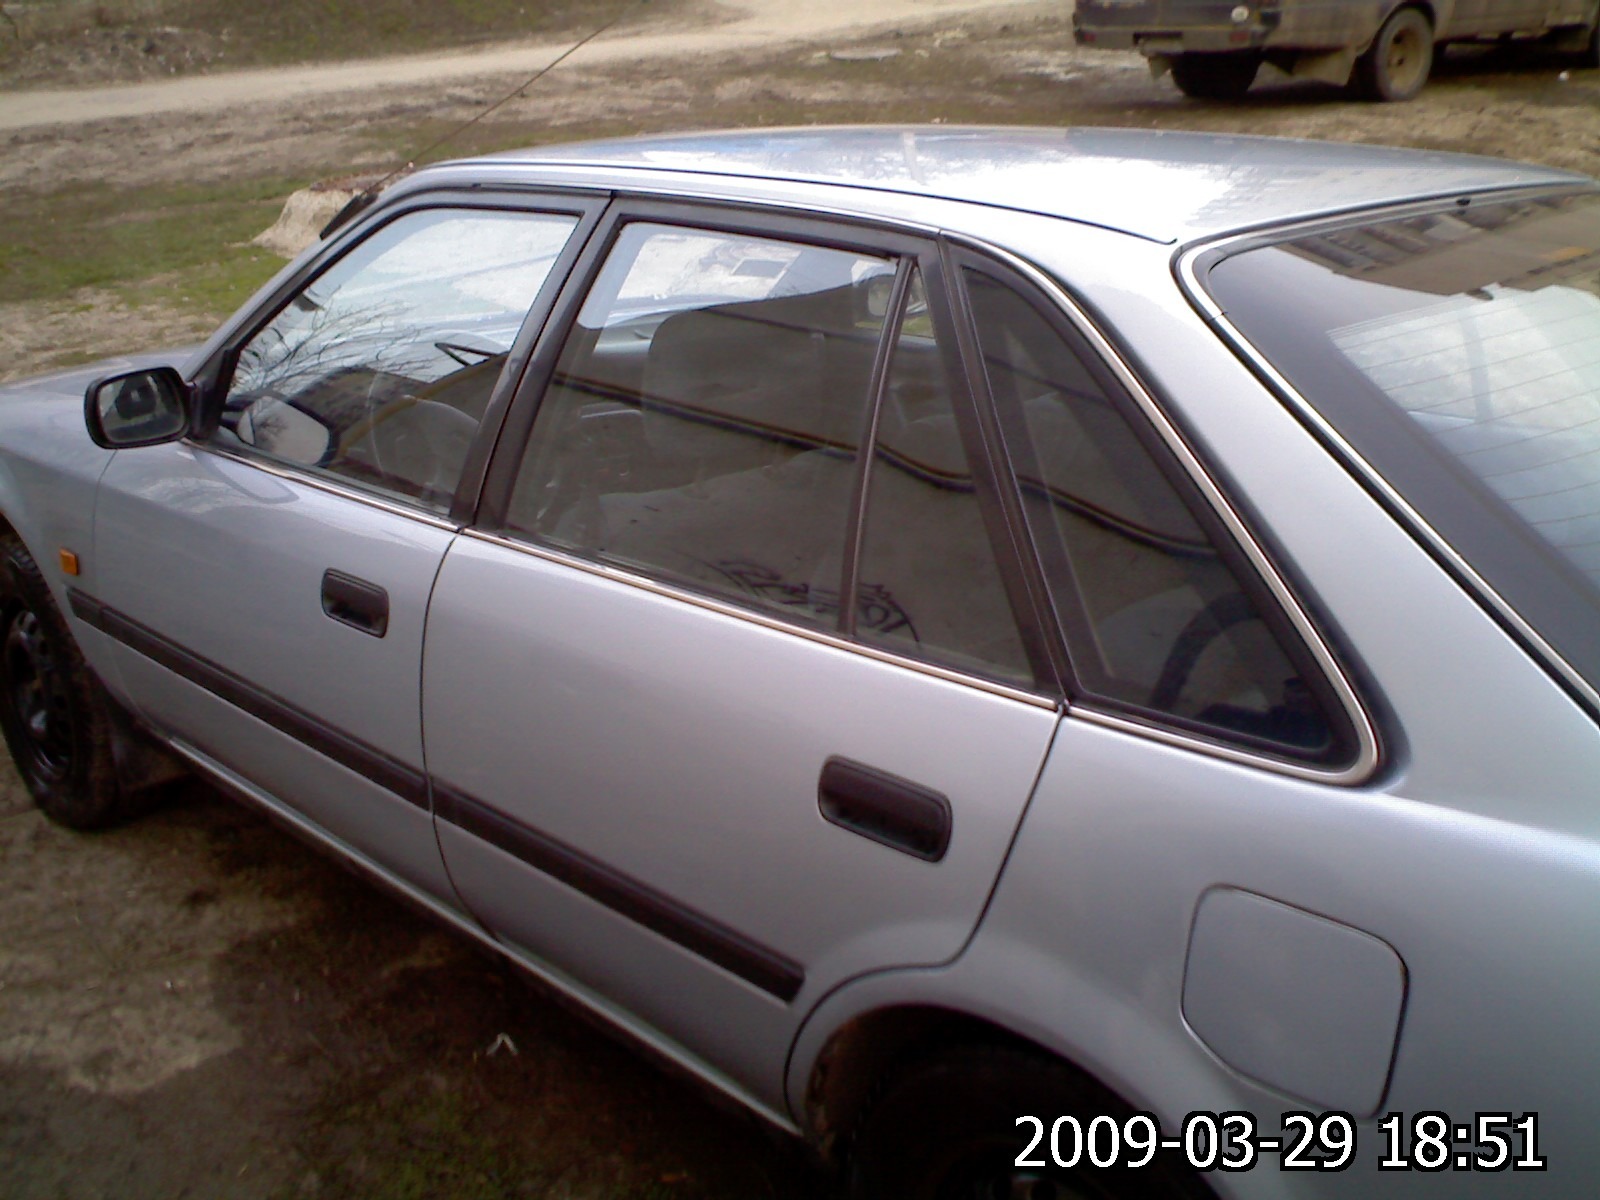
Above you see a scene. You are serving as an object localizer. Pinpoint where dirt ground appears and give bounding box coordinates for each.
[2,2,1599,1197]
[2,3,1598,381]
[2,1,1598,378]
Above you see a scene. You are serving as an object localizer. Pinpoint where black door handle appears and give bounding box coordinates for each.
[321,569,389,637]
[818,756,951,863]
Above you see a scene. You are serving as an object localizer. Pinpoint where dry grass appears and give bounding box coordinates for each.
[0,0,632,84]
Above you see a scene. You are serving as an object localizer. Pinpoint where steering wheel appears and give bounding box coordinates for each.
[346,384,479,503]
[1148,590,1260,713]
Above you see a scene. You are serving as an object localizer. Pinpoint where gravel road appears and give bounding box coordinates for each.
[0,0,1045,131]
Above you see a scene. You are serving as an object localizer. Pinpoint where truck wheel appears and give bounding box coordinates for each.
[1355,7,1434,101]
[0,536,125,829]
[1169,51,1261,99]
[844,1043,1207,1200]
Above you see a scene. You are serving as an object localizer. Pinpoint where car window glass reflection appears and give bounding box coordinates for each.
[965,271,1335,755]
[855,268,1034,686]
[1209,192,1600,702]
[220,208,578,511]
[507,222,891,629]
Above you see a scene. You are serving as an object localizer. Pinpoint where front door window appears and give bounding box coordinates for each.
[221,208,579,510]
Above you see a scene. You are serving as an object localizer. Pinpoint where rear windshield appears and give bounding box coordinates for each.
[1206,189,1600,701]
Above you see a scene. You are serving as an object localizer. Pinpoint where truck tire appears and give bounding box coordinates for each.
[1169,51,1261,99]
[1354,6,1434,101]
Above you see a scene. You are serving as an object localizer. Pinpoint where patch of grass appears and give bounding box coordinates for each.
[124,249,284,319]
[175,0,606,66]
[284,1088,515,1200]
[1,0,627,77]
[0,176,295,313]
[283,1082,698,1200]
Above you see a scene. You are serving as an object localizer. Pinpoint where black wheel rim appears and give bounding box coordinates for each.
[3,607,75,783]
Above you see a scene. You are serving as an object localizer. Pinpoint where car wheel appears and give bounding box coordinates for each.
[1354,7,1434,101]
[1168,51,1261,100]
[844,1044,1206,1200]
[0,536,124,829]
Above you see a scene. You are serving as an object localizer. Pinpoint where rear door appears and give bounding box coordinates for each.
[421,204,1061,1108]
[86,197,596,897]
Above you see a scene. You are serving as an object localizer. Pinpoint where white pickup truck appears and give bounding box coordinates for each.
[1073,0,1600,99]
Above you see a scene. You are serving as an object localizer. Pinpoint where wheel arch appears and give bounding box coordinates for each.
[0,468,78,623]
[1388,0,1437,28]
[788,944,1248,1174]
[0,510,22,555]
[0,500,181,801]
[798,1004,1022,1164]
[1363,0,1437,53]
[0,501,58,614]
[0,478,38,575]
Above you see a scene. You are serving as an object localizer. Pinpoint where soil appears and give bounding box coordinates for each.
[1,1,1598,1196]
[2,4,1597,381]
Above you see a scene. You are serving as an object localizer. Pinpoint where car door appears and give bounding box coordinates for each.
[83,196,597,899]
[421,204,1062,1110]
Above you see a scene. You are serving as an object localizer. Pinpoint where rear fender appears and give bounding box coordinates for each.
[786,937,1255,1161]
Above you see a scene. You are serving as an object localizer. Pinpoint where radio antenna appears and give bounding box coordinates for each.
[322,0,648,237]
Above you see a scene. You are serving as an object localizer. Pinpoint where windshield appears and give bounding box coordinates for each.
[1205,188,1600,701]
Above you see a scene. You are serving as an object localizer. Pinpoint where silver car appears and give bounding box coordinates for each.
[3,127,1598,1198]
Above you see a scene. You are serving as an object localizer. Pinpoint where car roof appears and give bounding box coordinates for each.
[447,126,1589,246]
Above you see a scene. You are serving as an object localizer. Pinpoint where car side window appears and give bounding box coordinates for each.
[505,222,892,628]
[854,268,1034,686]
[219,207,579,511]
[964,269,1340,757]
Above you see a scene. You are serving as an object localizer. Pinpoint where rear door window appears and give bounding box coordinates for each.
[855,266,1033,685]
[504,222,891,628]
[498,218,1041,689]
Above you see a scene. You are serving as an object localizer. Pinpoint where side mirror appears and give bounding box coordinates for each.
[84,366,193,449]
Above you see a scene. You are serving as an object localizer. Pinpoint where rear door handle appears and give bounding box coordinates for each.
[818,756,951,862]
[321,569,389,637]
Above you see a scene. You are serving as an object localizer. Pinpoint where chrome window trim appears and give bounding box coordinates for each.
[193,190,607,398]
[584,177,948,242]
[945,234,1382,786]
[460,529,1058,711]
[192,441,463,533]
[1069,705,1352,778]
[1176,205,1600,722]
[1174,183,1589,322]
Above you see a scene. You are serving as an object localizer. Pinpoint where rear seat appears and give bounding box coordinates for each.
[567,285,881,622]
[638,284,877,484]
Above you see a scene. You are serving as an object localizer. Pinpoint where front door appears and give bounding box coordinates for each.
[87,202,587,898]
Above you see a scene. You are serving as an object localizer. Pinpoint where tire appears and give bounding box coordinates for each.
[0,536,125,829]
[1168,51,1261,100]
[1354,7,1434,101]
[845,1044,1208,1200]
